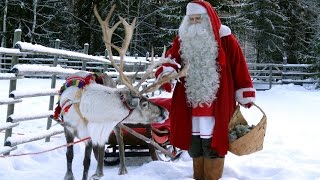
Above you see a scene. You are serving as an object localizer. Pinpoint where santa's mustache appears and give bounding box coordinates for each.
[185,24,209,38]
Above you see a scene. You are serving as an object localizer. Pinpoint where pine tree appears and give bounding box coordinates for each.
[280,0,314,64]
[280,0,319,64]
[153,0,189,55]
[240,0,286,63]
[215,0,256,62]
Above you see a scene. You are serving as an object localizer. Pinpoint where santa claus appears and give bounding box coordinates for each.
[155,1,255,179]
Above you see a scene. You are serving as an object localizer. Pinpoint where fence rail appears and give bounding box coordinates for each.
[0,29,319,155]
[0,30,162,155]
[247,63,319,90]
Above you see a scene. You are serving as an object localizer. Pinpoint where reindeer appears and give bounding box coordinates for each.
[57,4,189,180]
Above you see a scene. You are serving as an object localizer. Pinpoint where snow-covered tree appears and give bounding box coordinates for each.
[153,0,189,54]
[241,0,286,63]
[215,0,257,62]
[0,1,77,49]
[0,0,8,48]
[280,0,319,64]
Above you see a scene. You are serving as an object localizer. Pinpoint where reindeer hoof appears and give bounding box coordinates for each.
[89,174,103,180]
[64,171,75,180]
[118,167,128,175]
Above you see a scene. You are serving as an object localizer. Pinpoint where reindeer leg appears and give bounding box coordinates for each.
[64,129,75,180]
[90,144,105,180]
[114,125,128,175]
[82,140,93,180]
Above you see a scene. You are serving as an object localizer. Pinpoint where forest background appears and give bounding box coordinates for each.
[1,0,319,65]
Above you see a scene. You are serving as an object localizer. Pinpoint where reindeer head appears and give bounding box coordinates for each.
[93,4,188,124]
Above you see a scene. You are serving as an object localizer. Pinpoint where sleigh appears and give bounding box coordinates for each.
[104,97,182,165]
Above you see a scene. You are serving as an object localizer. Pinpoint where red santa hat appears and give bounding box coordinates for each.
[186,2,207,15]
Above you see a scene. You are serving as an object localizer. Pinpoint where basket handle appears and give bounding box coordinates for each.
[251,102,266,117]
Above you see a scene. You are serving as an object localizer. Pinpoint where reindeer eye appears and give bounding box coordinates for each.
[141,101,148,108]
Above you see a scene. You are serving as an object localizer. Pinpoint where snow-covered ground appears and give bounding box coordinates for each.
[0,78,320,180]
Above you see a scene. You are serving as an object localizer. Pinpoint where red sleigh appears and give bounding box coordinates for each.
[104,97,182,165]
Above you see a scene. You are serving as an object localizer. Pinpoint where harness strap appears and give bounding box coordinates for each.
[72,89,88,124]
[118,94,135,124]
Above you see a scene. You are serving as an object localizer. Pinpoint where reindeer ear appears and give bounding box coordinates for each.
[101,73,116,88]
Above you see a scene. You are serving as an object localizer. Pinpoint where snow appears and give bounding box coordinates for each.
[6,125,64,147]
[0,73,22,80]
[0,122,19,132]
[8,110,53,123]
[0,98,22,105]
[16,42,111,64]
[11,64,80,76]
[0,78,320,180]
[15,42,153,65]
[10,88,59,99]
[0,47,23,56]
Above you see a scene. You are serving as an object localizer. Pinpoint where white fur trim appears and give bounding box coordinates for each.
[156,66,177,81]
[186,3,207,15]
[192,116,215,139]
[236,88,256,105]
[219,25,231,37]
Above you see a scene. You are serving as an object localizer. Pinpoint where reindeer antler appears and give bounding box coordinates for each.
[139,62,189,96]
[94,5,188,96]
[94,4,138,94]
[135,47,163,89]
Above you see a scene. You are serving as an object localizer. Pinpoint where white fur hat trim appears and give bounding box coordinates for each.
[186,3,207,15]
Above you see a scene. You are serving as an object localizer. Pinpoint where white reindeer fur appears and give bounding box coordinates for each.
[60,83,165,146]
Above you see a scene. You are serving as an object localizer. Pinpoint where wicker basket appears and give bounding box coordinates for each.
[228,103,267,156]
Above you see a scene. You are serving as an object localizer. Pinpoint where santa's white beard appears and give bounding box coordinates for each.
[178,15,220,108]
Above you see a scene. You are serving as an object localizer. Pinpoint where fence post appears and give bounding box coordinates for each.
[45,39,60,142]
[146,52,149,61]
[82,43,89,71]
[268,64,273,89]
[282,55,287,84]
[317,60,320,89]
[4,29,21,147]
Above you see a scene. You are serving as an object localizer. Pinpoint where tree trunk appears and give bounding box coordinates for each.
[31,0,38,43]
[1,0,8,48]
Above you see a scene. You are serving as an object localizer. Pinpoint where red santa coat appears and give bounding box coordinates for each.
[160,1,254,156]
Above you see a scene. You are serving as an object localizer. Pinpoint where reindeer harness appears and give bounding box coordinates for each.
[53,74,135,125]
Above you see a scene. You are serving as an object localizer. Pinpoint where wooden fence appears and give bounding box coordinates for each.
[248,63,319,90]
[0,29,319,155]
[0,30,155,155]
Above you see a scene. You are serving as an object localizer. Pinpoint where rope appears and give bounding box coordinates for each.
[118,94,134,124]
[0,137,91,158]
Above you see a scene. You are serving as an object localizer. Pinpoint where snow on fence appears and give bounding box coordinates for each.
[0,29,155,155]
[0,56,72,154]
[0,29,161,156]
[0,29,319,156]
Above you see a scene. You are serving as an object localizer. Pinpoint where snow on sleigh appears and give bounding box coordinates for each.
[104,97,182,165]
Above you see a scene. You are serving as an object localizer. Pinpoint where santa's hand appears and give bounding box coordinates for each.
[155,66,178,82]
[236,88,256,109]
[240,102,253,108]
[159,55,181,69]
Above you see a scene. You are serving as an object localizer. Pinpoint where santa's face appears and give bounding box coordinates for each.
[188,14,202,24]
[179,14,210,40]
